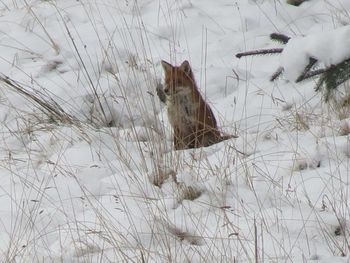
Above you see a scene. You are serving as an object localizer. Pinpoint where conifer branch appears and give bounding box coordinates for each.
[295,57,318,82]
[235,48,283,58]
[270,67,284,81]
[270,33,290,44]
[235,32,350,101]
[315,58,350,100]
[296,68,326,82]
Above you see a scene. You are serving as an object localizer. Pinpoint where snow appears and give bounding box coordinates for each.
[0,0,350,262]
[281,25,350,81]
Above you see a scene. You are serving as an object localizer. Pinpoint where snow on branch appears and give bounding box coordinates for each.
[235,26,350,101]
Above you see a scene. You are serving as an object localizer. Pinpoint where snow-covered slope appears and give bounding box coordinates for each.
[0,0,350,262]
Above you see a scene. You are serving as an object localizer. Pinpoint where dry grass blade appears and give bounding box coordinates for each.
[0,75,76,125]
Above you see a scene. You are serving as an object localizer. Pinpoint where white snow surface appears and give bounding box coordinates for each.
[0,0,349,262]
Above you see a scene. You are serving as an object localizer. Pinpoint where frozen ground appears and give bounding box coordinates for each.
[0,0,350,262]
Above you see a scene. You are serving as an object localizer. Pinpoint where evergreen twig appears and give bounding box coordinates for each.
[235,48,283,58]
[316,59,350,100]
[270,67,284,81]
[235,31,350,101]
[295,57,318,82]
[270,33,291,44]
[297,68,327,82]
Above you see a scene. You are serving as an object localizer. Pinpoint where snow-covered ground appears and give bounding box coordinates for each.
[0,0,350,262]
